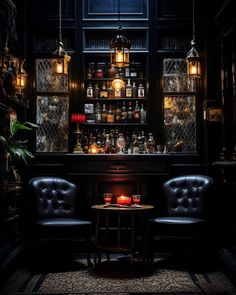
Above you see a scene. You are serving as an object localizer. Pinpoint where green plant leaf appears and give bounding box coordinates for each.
[6,120,38,163]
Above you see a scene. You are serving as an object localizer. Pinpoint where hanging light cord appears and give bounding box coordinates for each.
[59,0,62,43]
[192,0,195,46]
[118,0,121,29]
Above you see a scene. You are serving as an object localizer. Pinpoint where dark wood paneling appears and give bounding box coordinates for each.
[32,0,76,20]
[156,0,191,24]
[83,0,148,20]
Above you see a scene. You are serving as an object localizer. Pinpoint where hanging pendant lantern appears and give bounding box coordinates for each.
[110,0,131,68]
[51,0,71,76]
[186,0,201,77]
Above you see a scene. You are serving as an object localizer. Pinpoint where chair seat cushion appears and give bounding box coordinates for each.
[149,216,206,225]
[37,218,91,227]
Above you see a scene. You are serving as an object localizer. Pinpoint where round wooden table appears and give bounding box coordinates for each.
[92,204,154,263]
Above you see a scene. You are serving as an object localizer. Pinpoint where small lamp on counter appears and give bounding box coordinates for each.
[71,113,86,153]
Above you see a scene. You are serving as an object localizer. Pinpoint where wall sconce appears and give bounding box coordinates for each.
[186,0,201,77]
[16,59,27,90]
[51,0,71,75]
[112,73,124,91]
[110,0,131,68]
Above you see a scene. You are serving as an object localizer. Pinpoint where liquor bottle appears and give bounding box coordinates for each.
[101,103,107,123]
[138,83,145,98]
[121,82,126,98]
[104,133,111,154]
[125,78,132,98]
[127,101,133,123]
[132,134,139,154]
[140,103,147,123]
[133,100,140,123]
[110,134,117,154]
[87,62,95,79]
[132,82,137,98]
[86,82,93,98]
[95,102,102,123]
[82,133,89,153]
[121,101,127,123]
[96,132,102,153]
[138,132,145,153]
[115,102,121,123]
[107,82,114,98]
[114,89,121,98]
[95,63,104,78]
[124,67,130,78]
[94,83,100,99]
[107,104,115,123]
[146,132,155,154]
[100,82,108,98]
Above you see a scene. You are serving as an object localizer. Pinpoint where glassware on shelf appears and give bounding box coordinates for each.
[116,133,126,154]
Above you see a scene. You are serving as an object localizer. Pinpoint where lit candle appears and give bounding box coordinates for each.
[116,195,131,206]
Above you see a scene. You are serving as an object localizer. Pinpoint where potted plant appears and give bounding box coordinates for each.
[1,120,38,186]
[5,120,38,164]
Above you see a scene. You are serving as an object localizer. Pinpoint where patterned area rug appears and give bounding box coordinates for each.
[1,258,236,295]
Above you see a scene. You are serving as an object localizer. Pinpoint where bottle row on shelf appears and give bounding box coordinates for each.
[73,128,163,155]
[87,61,144,80]
[84,100,147,124]
[86,79,145,99]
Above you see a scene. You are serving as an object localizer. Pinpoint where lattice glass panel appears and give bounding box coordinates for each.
[36,59,69,92]
[36,95,69,152]
[163,58,196,92]
[164,95,196,152]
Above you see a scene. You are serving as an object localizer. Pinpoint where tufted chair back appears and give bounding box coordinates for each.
[163,175,213,218]
[30,177,77,220]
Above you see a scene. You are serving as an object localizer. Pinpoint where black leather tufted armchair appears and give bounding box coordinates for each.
[29,177,92,264]
[149,175,213,258]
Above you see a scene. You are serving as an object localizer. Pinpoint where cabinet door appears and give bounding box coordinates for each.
[162,58,197,153]
[35,59,69,152]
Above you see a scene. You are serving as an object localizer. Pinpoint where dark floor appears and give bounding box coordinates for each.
[1,239,236,295]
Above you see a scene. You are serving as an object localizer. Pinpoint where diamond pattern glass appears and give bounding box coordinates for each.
[163,58,196,92]
[163,58,197,153]
[35,58,69,152]
[36,59,69,92]
[36,95,69,152]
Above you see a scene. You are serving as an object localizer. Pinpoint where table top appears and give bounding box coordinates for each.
[91,204,154,212]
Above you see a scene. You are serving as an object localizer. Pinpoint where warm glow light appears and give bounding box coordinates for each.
[56,61,63,74]
[52,54,71,76]
[116,49,125,63]
[187,60,201,76]
[90,145,98,154]
[112,76,124,91]
[190,64,197,75]
[16,73,27,88]
[116,195,131,205]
